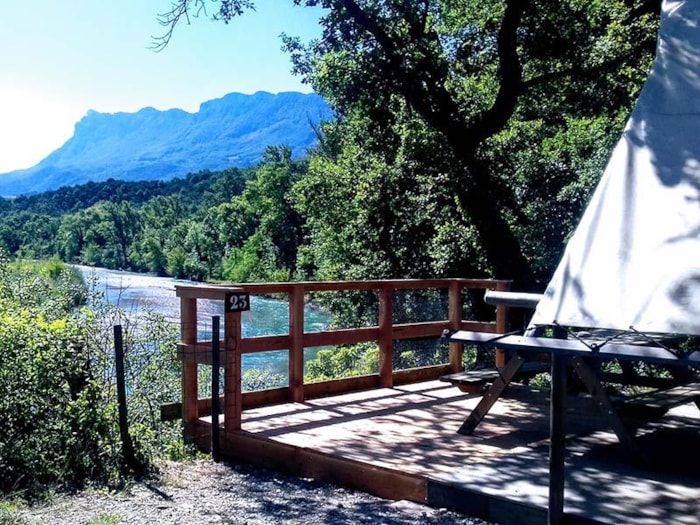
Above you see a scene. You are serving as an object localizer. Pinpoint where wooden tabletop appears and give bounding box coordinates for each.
[447,330,700,368]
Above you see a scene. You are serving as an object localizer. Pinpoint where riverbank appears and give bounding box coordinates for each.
[13,459,492,525]
[75,265,330,333]
[75,265,331,378]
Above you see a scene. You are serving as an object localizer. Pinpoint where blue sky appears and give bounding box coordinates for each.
[0,1,323,173]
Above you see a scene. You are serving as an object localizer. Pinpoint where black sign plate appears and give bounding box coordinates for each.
[224,292,250,313]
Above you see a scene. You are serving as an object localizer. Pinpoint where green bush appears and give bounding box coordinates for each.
[242,368,287,391]
[0,255,187,498]
[305,343,379,382]
[0,500,29,525]
[0,256,118,496]
[77,291,185,466]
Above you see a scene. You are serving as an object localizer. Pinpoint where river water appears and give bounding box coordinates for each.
[77,266,331,379]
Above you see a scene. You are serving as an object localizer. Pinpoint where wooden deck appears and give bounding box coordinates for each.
[193,380,700,525]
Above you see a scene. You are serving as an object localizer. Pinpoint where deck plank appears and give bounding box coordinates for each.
[200,380,699,525]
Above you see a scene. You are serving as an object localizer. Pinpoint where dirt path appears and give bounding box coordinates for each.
[15,459,493,524]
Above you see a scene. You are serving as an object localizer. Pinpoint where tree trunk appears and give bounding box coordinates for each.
[458,154,533,289]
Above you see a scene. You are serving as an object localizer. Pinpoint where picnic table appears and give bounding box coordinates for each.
[443,330,700,525]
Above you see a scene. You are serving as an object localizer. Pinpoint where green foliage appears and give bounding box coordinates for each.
[293,112,474,283]
[242,368,286,392]
[303,339,449,381]
[0,500,29,525]
[0,257,188,499]
[0,168,251,279]
[282,0,658,286]
[0,257,118,496]
[77,285,185,466]
[0,212,59,260]
[0,169,247,218]
[485,114,626,285]
[87,514,122,525]
[165,245,188,278]
[305,343,379,383]
[221,146,306,283]
[393,339,451,370]
[7,258,87,308]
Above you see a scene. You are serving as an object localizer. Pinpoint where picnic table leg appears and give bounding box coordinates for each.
[549,353,567,525]
[619,360,640,384]
[457,354,525,435]
[571,357,649,465]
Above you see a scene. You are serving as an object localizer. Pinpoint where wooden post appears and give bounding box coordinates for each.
[211,315,221,462]
[114,324,138,472]
[379,286,394,388]
[181,297,198,438]
[448,281,463,373]
[288,285,305,403]
[548,353,567,525]
[494,281,511,367]
[224,308,242,432]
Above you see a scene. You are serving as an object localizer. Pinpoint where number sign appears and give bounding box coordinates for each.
[225,292,250,313]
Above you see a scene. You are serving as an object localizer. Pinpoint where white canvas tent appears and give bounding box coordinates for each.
[530,0,700,336]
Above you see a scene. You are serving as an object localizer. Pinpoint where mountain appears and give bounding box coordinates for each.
[0,91,333,197]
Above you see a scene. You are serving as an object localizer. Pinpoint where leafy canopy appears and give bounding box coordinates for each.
[156,0,659,287]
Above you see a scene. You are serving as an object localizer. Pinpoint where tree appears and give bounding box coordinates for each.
[220,146,308,282]
[77,203,142,269]
[135,195,187,274]
[1,212,60,259]
[156,0,659,288]
[293,113,472,281]
[57,212,91,262]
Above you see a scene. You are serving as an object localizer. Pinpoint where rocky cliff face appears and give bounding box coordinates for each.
[0,91,332,197]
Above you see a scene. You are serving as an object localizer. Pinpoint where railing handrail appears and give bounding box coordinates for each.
[176,277,511,297]
[176,278,511,436]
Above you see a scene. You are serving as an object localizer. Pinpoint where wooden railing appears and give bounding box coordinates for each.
[174,278,510,435]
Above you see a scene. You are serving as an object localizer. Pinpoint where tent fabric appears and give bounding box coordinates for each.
[530,0,700,336]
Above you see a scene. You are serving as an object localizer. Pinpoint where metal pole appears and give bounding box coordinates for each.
[211,316,221,462]
[114,325,137,472]
[548,353,567,525]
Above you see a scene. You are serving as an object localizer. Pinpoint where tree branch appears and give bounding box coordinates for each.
[335,0,468,145]
[522,39,656,90]
[335,0,398,55]
[468,0,529,145]
[353,0,529,155]
[151,0,207,52]
[151,0,254,51]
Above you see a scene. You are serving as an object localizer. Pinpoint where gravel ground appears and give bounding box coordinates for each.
[15,460,494,525]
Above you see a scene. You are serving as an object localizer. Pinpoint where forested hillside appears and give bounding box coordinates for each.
[0,146,296,281]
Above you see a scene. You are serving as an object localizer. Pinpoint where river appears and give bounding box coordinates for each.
[76,266,331,379]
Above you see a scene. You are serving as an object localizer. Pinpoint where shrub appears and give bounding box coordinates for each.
[305,343,379,382]
[0,255,187,498]
[0,256,118,496]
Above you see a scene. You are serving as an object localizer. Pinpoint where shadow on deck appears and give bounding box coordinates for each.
[192,380,699,525]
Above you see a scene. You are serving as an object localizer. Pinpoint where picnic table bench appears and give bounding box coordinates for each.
[443,330,700,454]
[440,361,549,393]
[615,381,700,419]
[443,329,699,525]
